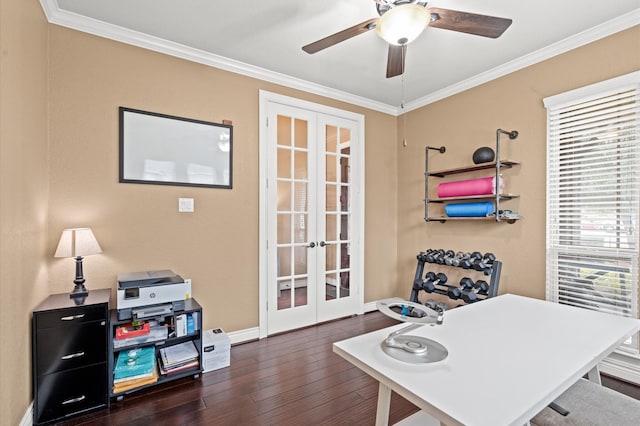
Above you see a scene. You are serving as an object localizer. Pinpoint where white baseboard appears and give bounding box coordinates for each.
[227,326,260,344]
[20,402,33,426]
[363,301,378,313]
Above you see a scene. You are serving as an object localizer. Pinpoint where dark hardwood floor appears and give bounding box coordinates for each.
[58,312,640,426]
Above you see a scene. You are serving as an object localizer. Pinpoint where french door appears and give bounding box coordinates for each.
[260,92,364,336]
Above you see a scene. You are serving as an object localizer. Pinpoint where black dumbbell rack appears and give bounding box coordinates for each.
[410,249,501,308]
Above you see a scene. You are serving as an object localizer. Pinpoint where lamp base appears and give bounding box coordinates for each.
[70,255,88,299]
[70,284,88,299]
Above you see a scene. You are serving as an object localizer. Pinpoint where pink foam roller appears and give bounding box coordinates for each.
[437,176,503,198]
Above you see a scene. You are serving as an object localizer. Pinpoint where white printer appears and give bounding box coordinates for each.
[117,270,191,320]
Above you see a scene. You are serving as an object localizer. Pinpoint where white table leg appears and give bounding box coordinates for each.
[375,382,392,426]
[587,365,602,385]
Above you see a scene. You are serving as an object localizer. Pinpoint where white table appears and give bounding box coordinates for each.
[333,294,640,426]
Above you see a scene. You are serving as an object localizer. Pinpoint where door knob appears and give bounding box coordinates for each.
[319,241,333,247]
[307,242,316,248]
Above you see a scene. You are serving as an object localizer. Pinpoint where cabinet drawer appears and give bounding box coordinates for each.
[34,363,108,425]
[35,305,106,329]
[36,320,107,375]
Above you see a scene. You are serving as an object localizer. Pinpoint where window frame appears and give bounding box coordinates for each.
[544,71,640,358]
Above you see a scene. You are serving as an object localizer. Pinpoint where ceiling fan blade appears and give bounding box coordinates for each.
[386,44,406,78]
[428,8,512,39]
[302,18,379,54]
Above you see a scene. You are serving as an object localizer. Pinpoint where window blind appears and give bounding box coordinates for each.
[545,72,640,354]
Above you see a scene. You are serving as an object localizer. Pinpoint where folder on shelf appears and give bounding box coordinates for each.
[114,346,156,382]
[159,341,199,368]
[112,366,158,393]
[175,313,187,337]
[158,359,200,376]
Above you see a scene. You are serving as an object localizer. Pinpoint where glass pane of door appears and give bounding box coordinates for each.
[323,125,351,302]
[276,115,309,310]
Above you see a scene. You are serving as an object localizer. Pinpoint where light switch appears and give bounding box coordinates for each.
[178,198,194,212]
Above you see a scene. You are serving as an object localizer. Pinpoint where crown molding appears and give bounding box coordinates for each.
[40,1,639,117]
[39,1,398,115]
[402,9,640,113]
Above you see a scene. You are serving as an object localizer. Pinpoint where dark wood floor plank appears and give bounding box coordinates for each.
[56,311,640,425]
[248,357,357,402]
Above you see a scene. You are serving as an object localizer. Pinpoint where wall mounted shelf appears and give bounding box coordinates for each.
[424,129,521,224]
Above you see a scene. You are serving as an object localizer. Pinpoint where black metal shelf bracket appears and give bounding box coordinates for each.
[494,129,518,222]
[425,146,446,222]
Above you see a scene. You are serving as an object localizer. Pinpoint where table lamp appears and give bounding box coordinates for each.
[54,227,102,298]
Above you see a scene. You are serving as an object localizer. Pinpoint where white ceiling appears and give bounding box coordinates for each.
[43,0,640,114]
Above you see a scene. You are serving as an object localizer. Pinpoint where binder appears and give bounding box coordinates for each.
[175,314,187,337]
[113,347,155,382]
[187,314,195,334]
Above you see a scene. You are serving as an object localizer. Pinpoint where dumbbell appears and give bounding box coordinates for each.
[459,277,477,301]
[436,301,448,312]
[475,280,490,294]
[437,250,456,265]
[414,271,445,293]
[447,277,472,300]
[445,251,465,266]
[422,272,448,293]
[427,249,447,264]
[472,252,496,275]
[460,252,483,269]
[425,299,449,313]
[483,252,496,263]
[454,252,470,268]
[417,249,436,262]
[462,279,490,303]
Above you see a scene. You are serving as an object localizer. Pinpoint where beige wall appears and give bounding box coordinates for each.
[46,25,399,333]
[0,0,50,424]
[397,26,640,301]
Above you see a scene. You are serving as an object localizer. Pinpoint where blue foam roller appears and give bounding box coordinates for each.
[445,202,495,217]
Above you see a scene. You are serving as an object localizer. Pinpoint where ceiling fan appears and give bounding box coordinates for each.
[302,0,513,78]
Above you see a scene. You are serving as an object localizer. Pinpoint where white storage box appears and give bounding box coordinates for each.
[202,328,230,372]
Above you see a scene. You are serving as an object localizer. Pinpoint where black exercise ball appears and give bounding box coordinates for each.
[472,147,495,164]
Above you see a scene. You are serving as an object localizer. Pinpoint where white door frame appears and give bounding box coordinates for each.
[258,90,365,338]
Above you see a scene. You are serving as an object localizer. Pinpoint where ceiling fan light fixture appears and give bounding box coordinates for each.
[376,4,429,46]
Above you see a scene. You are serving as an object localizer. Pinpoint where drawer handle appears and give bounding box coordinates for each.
[60,314,85,321]
[62,395,85,405]
[61,351,85,360]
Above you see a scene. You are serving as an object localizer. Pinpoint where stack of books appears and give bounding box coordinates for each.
[158,341,199,375]
[112,346,158,393]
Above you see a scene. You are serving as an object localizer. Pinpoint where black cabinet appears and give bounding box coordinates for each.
[32,289,110,425]
[108,298,203,400]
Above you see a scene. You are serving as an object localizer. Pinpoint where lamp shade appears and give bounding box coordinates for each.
[376,4,430,46]
[54,228,102,258]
